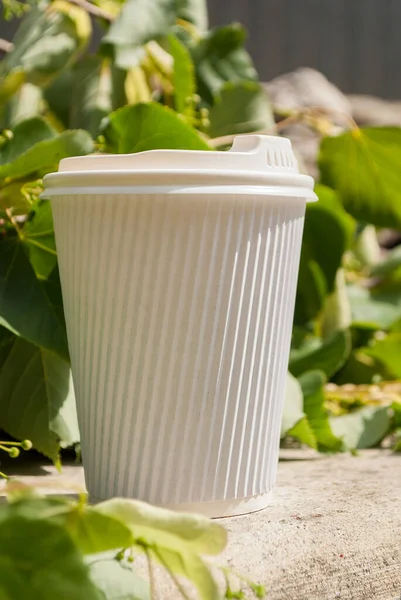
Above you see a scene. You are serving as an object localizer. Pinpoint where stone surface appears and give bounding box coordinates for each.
[263,68,352,177]
[348,94,401,127]
[265,68,352,116]
[1,449,400,599]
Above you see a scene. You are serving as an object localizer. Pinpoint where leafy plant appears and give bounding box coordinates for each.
[0,485,266,599]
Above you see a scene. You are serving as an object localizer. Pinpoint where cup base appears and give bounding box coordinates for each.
[89,491,273,519]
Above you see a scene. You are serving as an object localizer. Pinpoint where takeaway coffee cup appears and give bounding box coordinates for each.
[43,135,316,517]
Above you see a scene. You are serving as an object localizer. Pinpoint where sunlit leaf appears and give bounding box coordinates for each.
[330,406,390,449]
[95,498,227,555]
[0,337,77,459]
[281,372,305,437]
[289,329,351,379]
[208,81,273,139]
[0,117,93,182]
[103,102,210,153]
[299,370,343,452]
[319,127,401,228]
[169,34,195,118]
[0,515,101,600]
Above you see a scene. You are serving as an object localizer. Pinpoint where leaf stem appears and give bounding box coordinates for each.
[145,547,156,600]
[152,548,191,600]
[0,38,13,53]
[209,105,359,149]
[66,0,114,21]
[2,206,24,239]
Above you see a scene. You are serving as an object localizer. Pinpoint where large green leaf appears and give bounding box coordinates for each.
[0,337,78,460]
[0,515,101,600]
[4,83,43,128]
[5,496,132,555]
[89,558,150,600]
[192,23,258,105]
[289,329,351,379]
[70,57,113,138]
[347,284,401,330]
[281,372,305,437]
[102,0,177,68]
[70,57,127,138]
[208,81,274,139]
[330,406,390,450]
[319,127,401,228]
[44,69,74,128]
[0,117,93,182]
[0,238,68,359]
[0,2,91,97]
[362,333,401,379]
[294,185,351,325]
[23,199,57,279]
[95,498,227,556]
[299,370,343,452]
[169,34,195,118]
[103,102,210,153]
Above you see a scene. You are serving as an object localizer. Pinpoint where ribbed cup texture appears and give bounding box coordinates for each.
[52,193,305,512]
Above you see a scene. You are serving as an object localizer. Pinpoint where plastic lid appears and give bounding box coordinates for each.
[43,135,317,200]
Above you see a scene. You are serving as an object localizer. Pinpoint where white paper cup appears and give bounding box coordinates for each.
[43,135,316,517]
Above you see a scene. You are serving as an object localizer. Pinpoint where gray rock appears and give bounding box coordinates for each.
[263,68,352,177]
[264,67,352,117]
[348,94,401,127]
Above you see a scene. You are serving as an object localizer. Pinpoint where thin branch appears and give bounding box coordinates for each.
[66,0,114,21]
[0,39,13,53]
[208,113,301,148]
[145,548,156,600]
[208,104,359,149]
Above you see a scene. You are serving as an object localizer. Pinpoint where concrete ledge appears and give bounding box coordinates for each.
[1,449,400,599]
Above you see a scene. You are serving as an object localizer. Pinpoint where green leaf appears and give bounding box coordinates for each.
[287,417,317,450]
[89,558,150,600]
[177,0,208,31]
[4,83,43,128]
[0,2,91,91]
[193,23,258,105]
[0,181,31,216]
[0,337,78,460]
[103,102,210,153]
[348,284,401,330]
[153,546,220,600]
[299,370,343,452]
[362,333,401,379]
[0,238,68,359]
[319,127,401,228]
[370,245,401,278]
[44,69,74,128]
[4,496,132,555]
[289,329,351,379]
[330,406,390,449]
[294,185,351,325]
[208,81,274,139]
[169,34,195,118]
[70,57,126,138]
[0,515,101,600]
[102,0,177,68]
[0,117,94,182]
[95,498,227,556]
[281,372,304,437]
[23,200,57,279]
[333,351,388,385]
